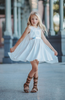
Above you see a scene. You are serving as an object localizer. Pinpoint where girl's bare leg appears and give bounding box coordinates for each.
[24,59,39,90]
[30,59,39,92]
[33,60,39,78]
[29,59,39,77]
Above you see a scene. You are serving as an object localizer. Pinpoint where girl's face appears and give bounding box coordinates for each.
[30,14,39,27]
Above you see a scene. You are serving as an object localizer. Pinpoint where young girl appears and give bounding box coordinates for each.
[8,11,58,93]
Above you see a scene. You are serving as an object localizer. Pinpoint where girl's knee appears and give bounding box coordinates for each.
[30,60,38,72]
[35,59,39,65]
[32,65,38,72]
[30,59,39,65]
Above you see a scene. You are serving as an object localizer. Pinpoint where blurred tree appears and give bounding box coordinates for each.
[64,0,65,18]
[53,0,59,13]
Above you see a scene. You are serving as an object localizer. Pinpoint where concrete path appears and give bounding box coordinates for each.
[0,62,65,100]
[0,48,4,63]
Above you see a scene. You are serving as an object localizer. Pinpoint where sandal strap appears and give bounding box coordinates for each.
[24,75,32,88]
[28,75,32,79]
[32,87,38,91]
[34,77,38,79]
[24,75,33,93]
[24,83,29,87]
[34,82,38,83]
[34,82,38,85]
[33,77,38,84]
[34,85,37,87]
[32,76,38,90]
[26,75,33,83]
[26,78,31,83]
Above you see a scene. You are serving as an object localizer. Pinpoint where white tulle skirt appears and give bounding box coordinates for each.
[8,34,58,64]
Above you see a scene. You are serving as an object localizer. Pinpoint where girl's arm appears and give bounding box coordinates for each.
[10,26,30,53]
[41,30,58,56]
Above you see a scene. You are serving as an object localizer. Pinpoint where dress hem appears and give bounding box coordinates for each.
[10,58,58,64]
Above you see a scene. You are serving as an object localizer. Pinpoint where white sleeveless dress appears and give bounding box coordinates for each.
[8,26,58,63]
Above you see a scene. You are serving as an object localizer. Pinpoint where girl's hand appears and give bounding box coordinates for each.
[53,50,58,56]
[10,47,15,53]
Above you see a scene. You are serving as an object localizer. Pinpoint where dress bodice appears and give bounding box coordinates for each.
[28,26,42,39]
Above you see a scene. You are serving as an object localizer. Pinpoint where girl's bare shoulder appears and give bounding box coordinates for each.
[25,26,31,34]
[26,26,31,31]
[24,26,30,33]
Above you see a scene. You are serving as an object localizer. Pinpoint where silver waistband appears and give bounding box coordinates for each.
[29,37,41,40]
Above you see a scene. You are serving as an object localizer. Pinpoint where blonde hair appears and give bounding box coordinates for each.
[27,11,47,33]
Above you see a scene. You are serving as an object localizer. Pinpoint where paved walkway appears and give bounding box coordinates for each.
[0,62,65,100]
[0,48,4,63]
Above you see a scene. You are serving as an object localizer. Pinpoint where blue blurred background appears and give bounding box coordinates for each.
[0,0,65,63]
